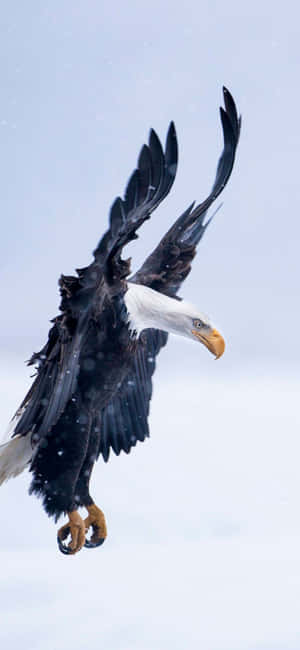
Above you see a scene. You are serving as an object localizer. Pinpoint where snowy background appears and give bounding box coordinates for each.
[1,1,300,649]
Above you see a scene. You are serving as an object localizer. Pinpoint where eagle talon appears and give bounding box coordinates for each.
[57,511,86,555]
[84,535,106,549]
[83,503,107,550]
[57,533,74,555]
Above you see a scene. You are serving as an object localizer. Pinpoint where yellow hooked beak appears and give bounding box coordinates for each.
[191,327,225,359]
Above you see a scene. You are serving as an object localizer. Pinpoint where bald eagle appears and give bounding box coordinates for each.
[1,88,240,555]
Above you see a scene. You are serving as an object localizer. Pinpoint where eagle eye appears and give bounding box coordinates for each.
[193,319,204,329]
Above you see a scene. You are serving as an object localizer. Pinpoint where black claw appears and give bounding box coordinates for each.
[57,534,73,555]
[84,537,106,549]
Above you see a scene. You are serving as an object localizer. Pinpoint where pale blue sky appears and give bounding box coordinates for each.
[1,2,300,649]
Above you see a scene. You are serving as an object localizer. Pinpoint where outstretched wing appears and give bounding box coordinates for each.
[97,329,168,461]
[12,125,178,440]
[131,87,241,296]
[14,316,86,439]
[98,88,240,460]
[59,121,178,307]
[93,122,178,270]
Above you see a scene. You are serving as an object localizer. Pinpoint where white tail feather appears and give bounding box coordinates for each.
[1,406,27,446]
[0,434,33,485]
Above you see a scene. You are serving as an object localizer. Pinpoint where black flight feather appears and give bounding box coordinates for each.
[97,89,240,460]
[131,87,240,297]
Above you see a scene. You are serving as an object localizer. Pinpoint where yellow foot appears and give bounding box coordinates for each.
[57,510,86,555]
[84,504,107,549]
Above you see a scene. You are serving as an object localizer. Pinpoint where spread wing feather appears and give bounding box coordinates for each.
[98,88,240,460]
[12,126,178,441]
[92,122,178,269]
[97,329,168,461]
[131,87,240,296]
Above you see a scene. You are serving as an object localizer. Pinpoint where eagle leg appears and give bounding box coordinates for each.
[57,510,86,555]
[84,503,107,548]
